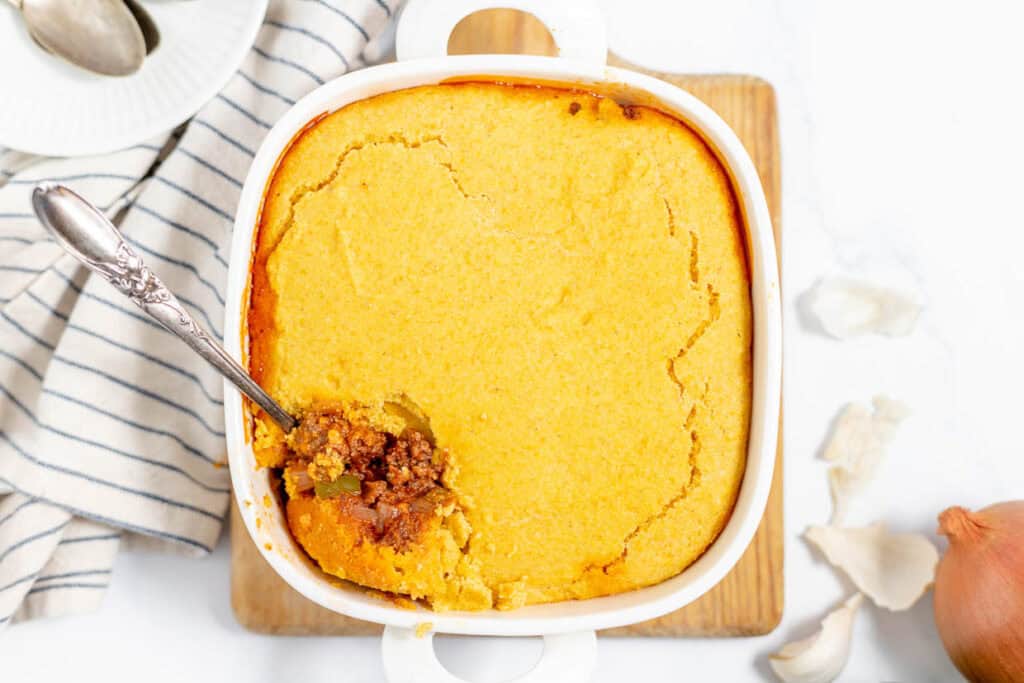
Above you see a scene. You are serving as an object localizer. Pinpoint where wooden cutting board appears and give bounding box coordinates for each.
[230,10,783,638]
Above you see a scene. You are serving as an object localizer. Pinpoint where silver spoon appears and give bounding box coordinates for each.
[123,0,159,55]
[10,0,147,76]
[31,183,298,433]
[26,0,158,59]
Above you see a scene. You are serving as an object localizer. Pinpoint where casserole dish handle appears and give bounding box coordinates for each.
[396,0,608,65]
[383,626,597,683]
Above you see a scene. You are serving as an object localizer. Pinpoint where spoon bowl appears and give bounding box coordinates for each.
[15,0,146,76]
[123,0,160,55]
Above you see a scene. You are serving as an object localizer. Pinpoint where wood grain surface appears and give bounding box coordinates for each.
[231,9,783,638]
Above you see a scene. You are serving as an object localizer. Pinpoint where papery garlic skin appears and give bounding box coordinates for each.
[769,593,864,683]
[804,277,921,339]
[934,503,1024,683]
[822,396,908,525]
[827,468,853,528]
[805,523,938,611]
[822,396,908,467]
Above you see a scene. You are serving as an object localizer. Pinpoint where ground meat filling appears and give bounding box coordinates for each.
[282,409,451,550]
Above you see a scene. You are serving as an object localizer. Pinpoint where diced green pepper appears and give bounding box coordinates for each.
[314,474,362,498]
[338,473,361,493]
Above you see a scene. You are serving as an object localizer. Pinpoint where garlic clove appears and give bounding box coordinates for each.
[822,396,908,525]
[805,523,938,610]
[769,593,864,683]
[804,277,921,339]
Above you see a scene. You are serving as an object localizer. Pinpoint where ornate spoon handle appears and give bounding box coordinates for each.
[31,183,297,433]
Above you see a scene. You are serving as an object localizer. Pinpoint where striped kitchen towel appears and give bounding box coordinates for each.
[0,0,397,628]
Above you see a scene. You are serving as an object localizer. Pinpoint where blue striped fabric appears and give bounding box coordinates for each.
[0,0,397,628]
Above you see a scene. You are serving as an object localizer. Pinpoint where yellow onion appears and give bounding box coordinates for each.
[934,501,1024,683]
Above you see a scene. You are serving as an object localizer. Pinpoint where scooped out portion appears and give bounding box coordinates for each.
[256,404,491,610]
[248,82,752,611]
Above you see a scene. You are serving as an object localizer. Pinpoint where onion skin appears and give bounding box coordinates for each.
[934,502,1024,683]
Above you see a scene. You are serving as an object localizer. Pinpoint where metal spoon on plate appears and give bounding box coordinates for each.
[123,0,160,55]
[10,0,147,76]
[31,183,298,433]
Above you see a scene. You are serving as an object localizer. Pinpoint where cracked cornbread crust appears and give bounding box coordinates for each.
[249,82,752,611]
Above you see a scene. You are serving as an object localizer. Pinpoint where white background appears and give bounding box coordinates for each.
[3,0,1023,680]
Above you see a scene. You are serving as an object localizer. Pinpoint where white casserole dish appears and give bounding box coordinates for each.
[223,1,781,680]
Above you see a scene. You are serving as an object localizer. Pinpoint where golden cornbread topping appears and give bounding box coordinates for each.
[249,82,752,612]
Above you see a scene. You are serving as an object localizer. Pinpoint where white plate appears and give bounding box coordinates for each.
[0,0,268,157]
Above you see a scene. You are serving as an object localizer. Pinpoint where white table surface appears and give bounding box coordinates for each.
[3,1,1022,680]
